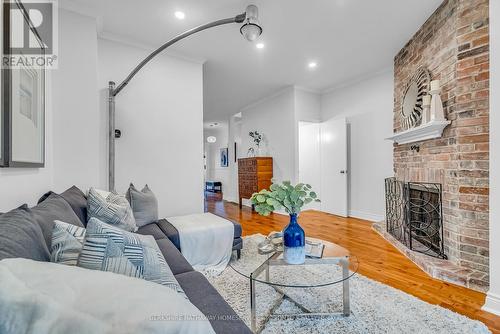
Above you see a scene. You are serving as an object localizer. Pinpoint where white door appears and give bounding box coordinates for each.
[320,117,348,217]
[298,122,322,210]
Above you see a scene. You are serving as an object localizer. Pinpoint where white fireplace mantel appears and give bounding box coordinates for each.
[386,120,451,145]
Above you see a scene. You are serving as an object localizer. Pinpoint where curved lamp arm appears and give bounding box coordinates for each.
[111,13,246,97]
[108,5,261,191]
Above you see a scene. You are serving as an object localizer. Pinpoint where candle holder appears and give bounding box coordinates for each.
[429,80,446,121]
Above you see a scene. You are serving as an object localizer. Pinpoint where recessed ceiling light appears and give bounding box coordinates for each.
[256,43,265,49]
[308,62,318,69]
[207,136,217,143]
[174,11,185,20]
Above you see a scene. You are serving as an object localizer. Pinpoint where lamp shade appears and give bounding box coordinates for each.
[240,23,262,41]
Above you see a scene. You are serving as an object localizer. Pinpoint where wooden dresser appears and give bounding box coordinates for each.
[238,157,273,208]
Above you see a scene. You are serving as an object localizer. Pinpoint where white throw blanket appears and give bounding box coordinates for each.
[0,258,215,334]
[167,213,234,275]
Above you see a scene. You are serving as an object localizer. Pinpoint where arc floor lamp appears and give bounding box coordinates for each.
[107,5,263,191]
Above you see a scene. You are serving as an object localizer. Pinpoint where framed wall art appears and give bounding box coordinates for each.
[1,0,46,167]
[220,148,228,167]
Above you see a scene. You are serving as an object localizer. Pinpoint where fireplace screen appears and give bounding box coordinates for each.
[385,177,446,259]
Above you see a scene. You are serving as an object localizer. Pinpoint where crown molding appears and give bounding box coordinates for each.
[59,0,99,19]
[98,31,206,65]
[294,85,321,95]
[321,66,393,95]
[240,86,295,112]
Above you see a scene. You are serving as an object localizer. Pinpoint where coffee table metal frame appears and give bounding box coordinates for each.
[248,252,351,333]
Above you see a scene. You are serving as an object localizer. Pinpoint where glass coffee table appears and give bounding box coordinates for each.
[230,237,358,333]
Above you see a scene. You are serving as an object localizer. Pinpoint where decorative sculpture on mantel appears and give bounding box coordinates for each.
[429,80,447,121]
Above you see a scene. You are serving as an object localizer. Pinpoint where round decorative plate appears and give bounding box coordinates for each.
[401,68,431,130]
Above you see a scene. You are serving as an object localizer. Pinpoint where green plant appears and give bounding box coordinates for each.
[251,181,320,216]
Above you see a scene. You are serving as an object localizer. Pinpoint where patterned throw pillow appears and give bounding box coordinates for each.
[87,188,137,232]
[77,218,185,296]
[50,220,86,266]
[126,183,158,227]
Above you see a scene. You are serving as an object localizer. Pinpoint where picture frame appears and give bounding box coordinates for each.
[0,0,5,166]
[220,147,228,167]
[1,0,46,168]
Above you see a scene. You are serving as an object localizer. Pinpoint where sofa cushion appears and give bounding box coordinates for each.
[175,271,252,334]
[156,219,181,249]
[136,223,166,240]
[50,220,86,266]
[155,238,193,275]
[31,193,84,249]
[0,205,50,262]
[60,186,88,226]
[78,218,185,296]
[37,186,89,226]
[126,184,158,227]
[87,188,137,232]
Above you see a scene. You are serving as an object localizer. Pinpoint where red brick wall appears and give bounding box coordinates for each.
[393,0,489,287]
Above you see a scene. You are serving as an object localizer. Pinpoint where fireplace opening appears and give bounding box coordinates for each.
[385,177,446,259]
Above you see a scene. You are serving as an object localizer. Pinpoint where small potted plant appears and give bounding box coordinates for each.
[251,181,320,264]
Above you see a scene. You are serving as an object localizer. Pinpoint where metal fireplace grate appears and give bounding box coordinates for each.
[385,177,446,259]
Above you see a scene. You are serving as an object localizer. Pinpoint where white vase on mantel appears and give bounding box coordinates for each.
[429,80,447,122]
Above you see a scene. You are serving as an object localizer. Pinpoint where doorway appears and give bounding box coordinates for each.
[298,118,349,217]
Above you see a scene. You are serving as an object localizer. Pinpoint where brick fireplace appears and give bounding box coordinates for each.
[377,0,489,292]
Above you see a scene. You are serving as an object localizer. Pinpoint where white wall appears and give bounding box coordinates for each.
[321,70,394,221]
[98,38,204,218]
[52,10,102,192]
[0,9,99,211]
[204,125,230,195]
[298,122,321,210]
[225,114,242,203]
[294,88,321,184]
[484,0,500,316]
[240,87,297,184]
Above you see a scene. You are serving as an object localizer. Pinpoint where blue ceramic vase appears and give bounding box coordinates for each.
[283,213,306,264]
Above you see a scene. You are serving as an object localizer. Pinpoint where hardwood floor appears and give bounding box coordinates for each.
[205,192,500,333]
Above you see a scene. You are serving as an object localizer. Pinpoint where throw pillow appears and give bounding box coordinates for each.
[31,193,84,249]
[37,186,89,226]
[87,188,137,232]
[126,183,159,227]
[78,218,185,296]
[50,220,86,266]
[0,205,50,262]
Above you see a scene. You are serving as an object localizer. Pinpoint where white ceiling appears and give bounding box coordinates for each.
[63,0,442,123]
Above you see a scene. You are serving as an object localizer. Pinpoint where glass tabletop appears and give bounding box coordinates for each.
[229,249,359,288]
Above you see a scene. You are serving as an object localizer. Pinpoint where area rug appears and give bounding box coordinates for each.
[204,234,490,334]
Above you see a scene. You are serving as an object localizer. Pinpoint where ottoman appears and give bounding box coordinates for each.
[138,218,243,259]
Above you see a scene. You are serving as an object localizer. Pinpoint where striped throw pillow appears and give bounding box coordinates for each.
[50,220,86,266]
[87,188,137,232]
[77,218,185,297]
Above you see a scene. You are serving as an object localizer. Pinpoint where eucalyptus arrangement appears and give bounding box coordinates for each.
[251,181,319,216]
[251,181,320,264]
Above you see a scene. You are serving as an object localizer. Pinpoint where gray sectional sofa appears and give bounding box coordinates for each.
[0,186,251,334]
